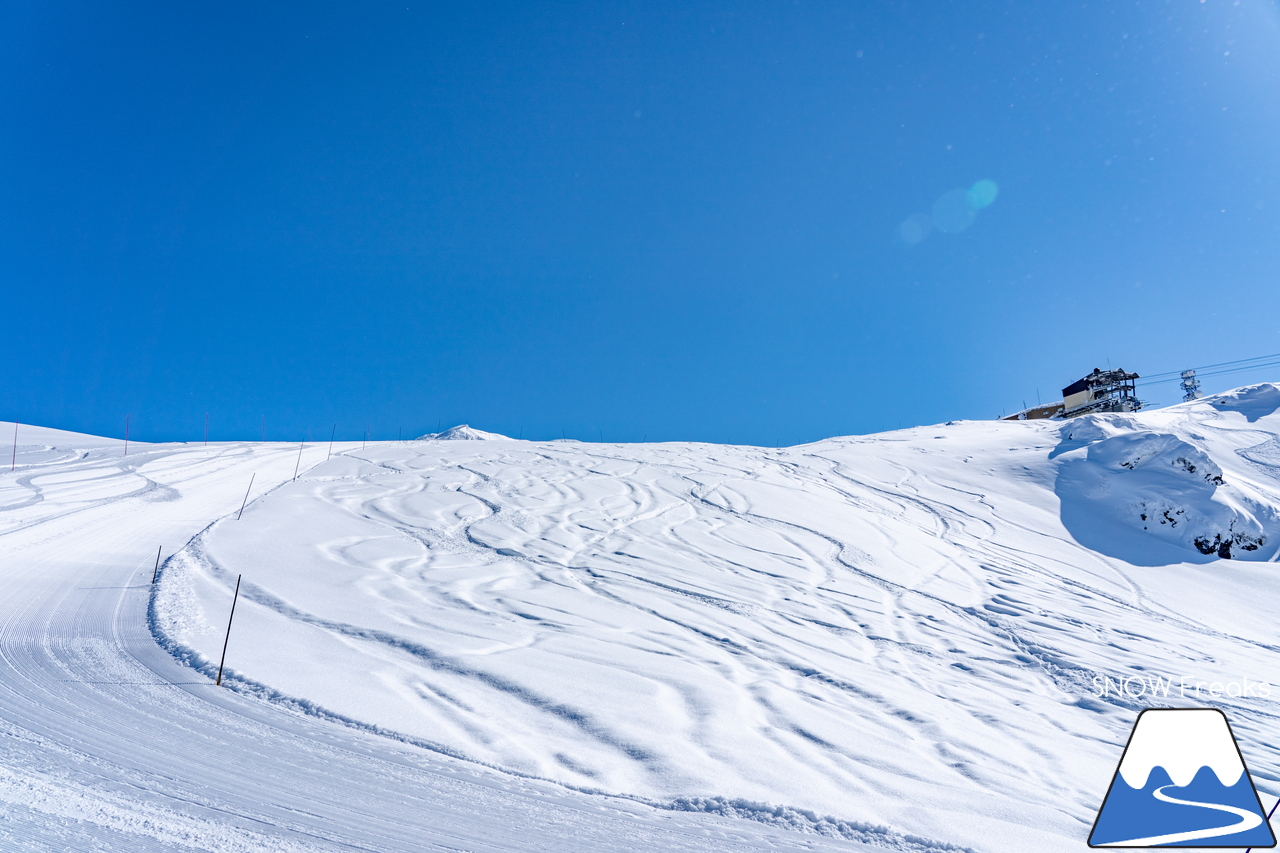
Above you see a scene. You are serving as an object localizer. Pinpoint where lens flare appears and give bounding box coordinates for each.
[932,188,976,233]
[896,212,934,246]
[967,179,998,209]
[899,178,999,247]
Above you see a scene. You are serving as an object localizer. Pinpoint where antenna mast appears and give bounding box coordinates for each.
[1180,369,1202,402]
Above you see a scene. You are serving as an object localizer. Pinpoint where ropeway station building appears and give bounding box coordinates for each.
[1003,367,1142,421]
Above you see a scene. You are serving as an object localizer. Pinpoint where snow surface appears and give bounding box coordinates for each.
[8,388,1280,851]
[148,386,1280,852]
[0,427,880,852]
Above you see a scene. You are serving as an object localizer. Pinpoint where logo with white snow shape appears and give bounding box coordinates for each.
[1089,708,1276,848]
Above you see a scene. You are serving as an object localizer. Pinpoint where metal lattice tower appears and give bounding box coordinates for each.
[1180,369,1202,402]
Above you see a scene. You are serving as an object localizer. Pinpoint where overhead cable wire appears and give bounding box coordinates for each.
[1137,359,1280,387]
[1139,352,1280,381]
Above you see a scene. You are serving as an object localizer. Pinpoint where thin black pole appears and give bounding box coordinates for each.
[10,420,17,471]
[327,424,335,460]
[236,473,255,520]
[293,442,303,481]
[151,545,162,583]
[124,415,130,456]
[215,574,242,687]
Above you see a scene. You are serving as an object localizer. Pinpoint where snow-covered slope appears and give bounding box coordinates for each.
[152,386,1280,852]
[0,426,879,852]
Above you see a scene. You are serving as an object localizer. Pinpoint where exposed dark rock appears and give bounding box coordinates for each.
[1193,532,1265,560]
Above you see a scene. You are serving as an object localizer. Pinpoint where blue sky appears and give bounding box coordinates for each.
[4,1,1280,445]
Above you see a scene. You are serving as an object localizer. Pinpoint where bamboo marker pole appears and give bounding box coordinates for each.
[151,545,162,583]
[236,473,255,520]
[10,421,17,470]
[124,415,130,456]
[293,442,303,481]
[215,574,242,687]
[327,424,335,460]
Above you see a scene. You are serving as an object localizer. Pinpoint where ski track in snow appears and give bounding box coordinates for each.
[146,388,1280,850]
[0,425,890,853]
[8,387,1280,851]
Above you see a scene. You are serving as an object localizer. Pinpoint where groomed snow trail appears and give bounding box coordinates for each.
[0,425,881,852]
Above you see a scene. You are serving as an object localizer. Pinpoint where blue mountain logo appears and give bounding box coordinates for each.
[1090,708,1276,847]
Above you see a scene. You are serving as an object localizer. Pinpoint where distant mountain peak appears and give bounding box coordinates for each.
[416,424,509,441]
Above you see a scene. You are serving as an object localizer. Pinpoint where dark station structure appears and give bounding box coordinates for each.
[1003,367,1143,421]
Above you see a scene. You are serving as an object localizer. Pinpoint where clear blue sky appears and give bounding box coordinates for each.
[4,1,1279,445]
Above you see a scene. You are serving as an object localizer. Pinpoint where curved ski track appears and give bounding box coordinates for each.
[0,437,877,852]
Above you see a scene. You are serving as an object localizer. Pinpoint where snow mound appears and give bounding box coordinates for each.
[1207,383,1280,423]
[1059,413,1143,444]
[1057,419,1274,560]
[1086,431,1223,486]
[416,424,509,441]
